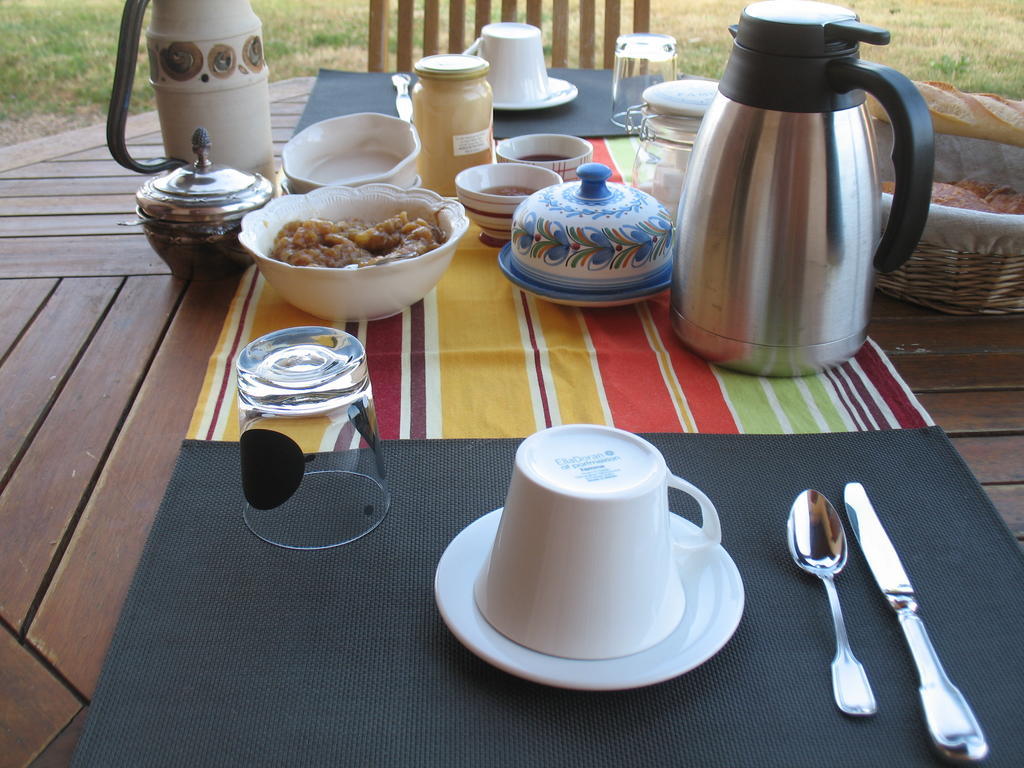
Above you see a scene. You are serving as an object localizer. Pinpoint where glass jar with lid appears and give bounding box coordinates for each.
[412,54,494,196]
[631,79,718,216]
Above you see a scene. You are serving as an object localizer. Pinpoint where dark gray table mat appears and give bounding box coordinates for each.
[295,68,626,138]
[73,428,1024,767]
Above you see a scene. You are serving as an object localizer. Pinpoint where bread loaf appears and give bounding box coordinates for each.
[984,186,1024,215]
[883,179,1024,214]
[868,81,1024,148]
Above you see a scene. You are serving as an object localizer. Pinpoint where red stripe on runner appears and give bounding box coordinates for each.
[647,293,739,433]
[854,341,928,428]
[583,304,684,432]
[825,365,870,430]
[519,292,553,428]
[840,357,888,429]
[205,269,260,440]
[409,300,427,439]
[363,313,404,440]
[332,421,356,451]
[590,140,623,183]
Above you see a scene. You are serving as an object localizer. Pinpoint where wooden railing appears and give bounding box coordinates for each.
[368,0,651,72]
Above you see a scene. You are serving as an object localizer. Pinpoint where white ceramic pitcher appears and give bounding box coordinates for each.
[108,0,275,179]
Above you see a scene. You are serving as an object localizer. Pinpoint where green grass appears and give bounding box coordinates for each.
[1,3,129,120]
[1,0,1021,132]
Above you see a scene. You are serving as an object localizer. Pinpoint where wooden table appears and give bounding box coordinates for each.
[0,77,1021,767]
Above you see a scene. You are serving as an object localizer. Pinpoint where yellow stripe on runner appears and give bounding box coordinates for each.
[187,267,259,440]
[637,302,697,432]
[435,231,539,438]
[531,300,610,427]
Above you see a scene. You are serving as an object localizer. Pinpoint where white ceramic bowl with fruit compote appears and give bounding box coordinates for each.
[239,184,468,321]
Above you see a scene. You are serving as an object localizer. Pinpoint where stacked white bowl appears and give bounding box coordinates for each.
[282,113,421,194]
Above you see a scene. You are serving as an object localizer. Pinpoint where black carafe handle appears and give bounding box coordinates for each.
[828,59,934,274]
[107,0,186,175]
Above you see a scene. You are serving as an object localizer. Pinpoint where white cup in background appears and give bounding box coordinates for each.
[465,22,549,105]
[474,424,722,660]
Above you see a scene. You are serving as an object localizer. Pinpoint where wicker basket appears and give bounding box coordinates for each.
[873,127,1024,315]
[876,242,1024,315]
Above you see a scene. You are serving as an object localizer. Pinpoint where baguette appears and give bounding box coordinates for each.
[867,80,1024,148]
[882,179,1024,214]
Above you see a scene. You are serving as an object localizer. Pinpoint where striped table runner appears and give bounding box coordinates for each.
[187,138,932,441]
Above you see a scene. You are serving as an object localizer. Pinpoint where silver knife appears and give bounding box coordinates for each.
[843,482,988,762]
[391,73,413,123]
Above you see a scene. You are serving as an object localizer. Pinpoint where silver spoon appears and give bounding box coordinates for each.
[788,489,877,716]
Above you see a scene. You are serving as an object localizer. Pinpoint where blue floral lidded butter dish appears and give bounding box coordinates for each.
[506,163,674,295]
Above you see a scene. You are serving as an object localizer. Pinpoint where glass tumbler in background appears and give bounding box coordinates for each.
[611,33,678,129]
[236,326,389,550]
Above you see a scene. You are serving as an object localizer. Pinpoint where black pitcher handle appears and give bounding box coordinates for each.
[827,58,934,274]
[107,0,186,175]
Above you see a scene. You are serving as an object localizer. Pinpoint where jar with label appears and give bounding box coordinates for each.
[631,79,717,217]
[412,54,494,196]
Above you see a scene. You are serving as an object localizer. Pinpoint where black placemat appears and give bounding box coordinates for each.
[295,68,625,139]
[73,428,1024,767]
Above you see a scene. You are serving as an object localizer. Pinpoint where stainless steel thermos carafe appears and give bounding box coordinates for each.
[670,1,934,376]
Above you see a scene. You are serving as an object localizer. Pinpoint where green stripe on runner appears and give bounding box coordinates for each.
[721,369,855,434]
[714,368,784,433]
[605,136,641,183]
[765,376,849,433]
[799,374,851,432]
[765,377,822,433]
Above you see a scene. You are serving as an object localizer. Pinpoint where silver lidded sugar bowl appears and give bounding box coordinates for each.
[136,127,274,280]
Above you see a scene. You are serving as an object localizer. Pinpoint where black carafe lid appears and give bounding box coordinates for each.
[735,1,889,56]
[720,1,893,112]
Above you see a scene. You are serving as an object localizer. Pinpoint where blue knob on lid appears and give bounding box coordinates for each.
[575,163,614,201]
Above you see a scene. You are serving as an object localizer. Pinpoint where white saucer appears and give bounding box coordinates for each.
[494,78,578,111]
[434,508,744,690]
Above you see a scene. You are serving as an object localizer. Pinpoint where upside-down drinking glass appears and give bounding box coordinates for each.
[236,326,389,549]
[611,33,678,130]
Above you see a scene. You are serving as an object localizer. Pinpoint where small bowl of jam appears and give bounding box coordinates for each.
[455,162,562,246]
[495,134,594,181]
